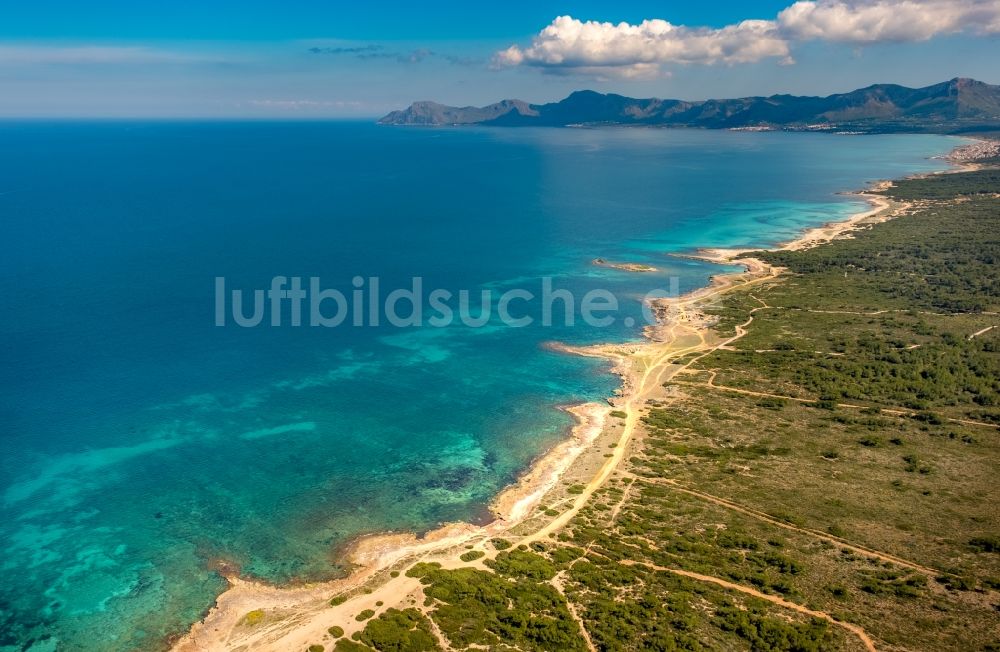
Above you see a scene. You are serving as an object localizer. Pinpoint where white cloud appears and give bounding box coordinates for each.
[779,0,1000,42]
[494,16,791,77]
[496,1,1000,76]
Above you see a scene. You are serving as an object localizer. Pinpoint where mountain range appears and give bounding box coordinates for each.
[379,78,1000,133]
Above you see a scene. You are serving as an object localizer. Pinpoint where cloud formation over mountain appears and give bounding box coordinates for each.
[495,0,1000,77]
[779,0,1000,42]
[494,17,791,78]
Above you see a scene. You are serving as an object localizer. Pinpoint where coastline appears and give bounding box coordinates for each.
[172,403,614,651]
[170,148,968,652]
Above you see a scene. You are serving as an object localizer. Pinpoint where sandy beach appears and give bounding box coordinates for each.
[172,170,929,652]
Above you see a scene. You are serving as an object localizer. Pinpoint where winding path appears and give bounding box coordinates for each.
[619,560,878,652]
[669,379,998,430]
[637,477,944,576]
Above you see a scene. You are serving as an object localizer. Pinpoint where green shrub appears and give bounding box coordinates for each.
[485,550,558,580]
[757,396,788,410]
[969,536,1000,553]
[936,574,976,591]
[357,608,440,652]
[410,565,586,650]
[406,562,441,578]
[828,584,848,598]
[333,640,371,651]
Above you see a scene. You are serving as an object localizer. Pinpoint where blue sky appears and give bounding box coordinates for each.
[1,1,998,117]
[0,2,795,40]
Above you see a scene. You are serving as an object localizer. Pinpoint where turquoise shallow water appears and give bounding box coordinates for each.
[0,123,954,651]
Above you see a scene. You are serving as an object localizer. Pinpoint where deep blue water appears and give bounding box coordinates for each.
[0,122,953,651]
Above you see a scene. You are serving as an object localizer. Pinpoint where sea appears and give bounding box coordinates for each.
[0,121,955,651]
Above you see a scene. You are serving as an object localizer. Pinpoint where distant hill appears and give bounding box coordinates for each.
[379,78,1000,133]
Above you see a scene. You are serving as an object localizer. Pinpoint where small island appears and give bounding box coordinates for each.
[592,258,659,273]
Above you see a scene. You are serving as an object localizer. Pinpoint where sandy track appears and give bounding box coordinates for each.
[619,560,878,652]
[670,379,999,430]
[638,477,944,576]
